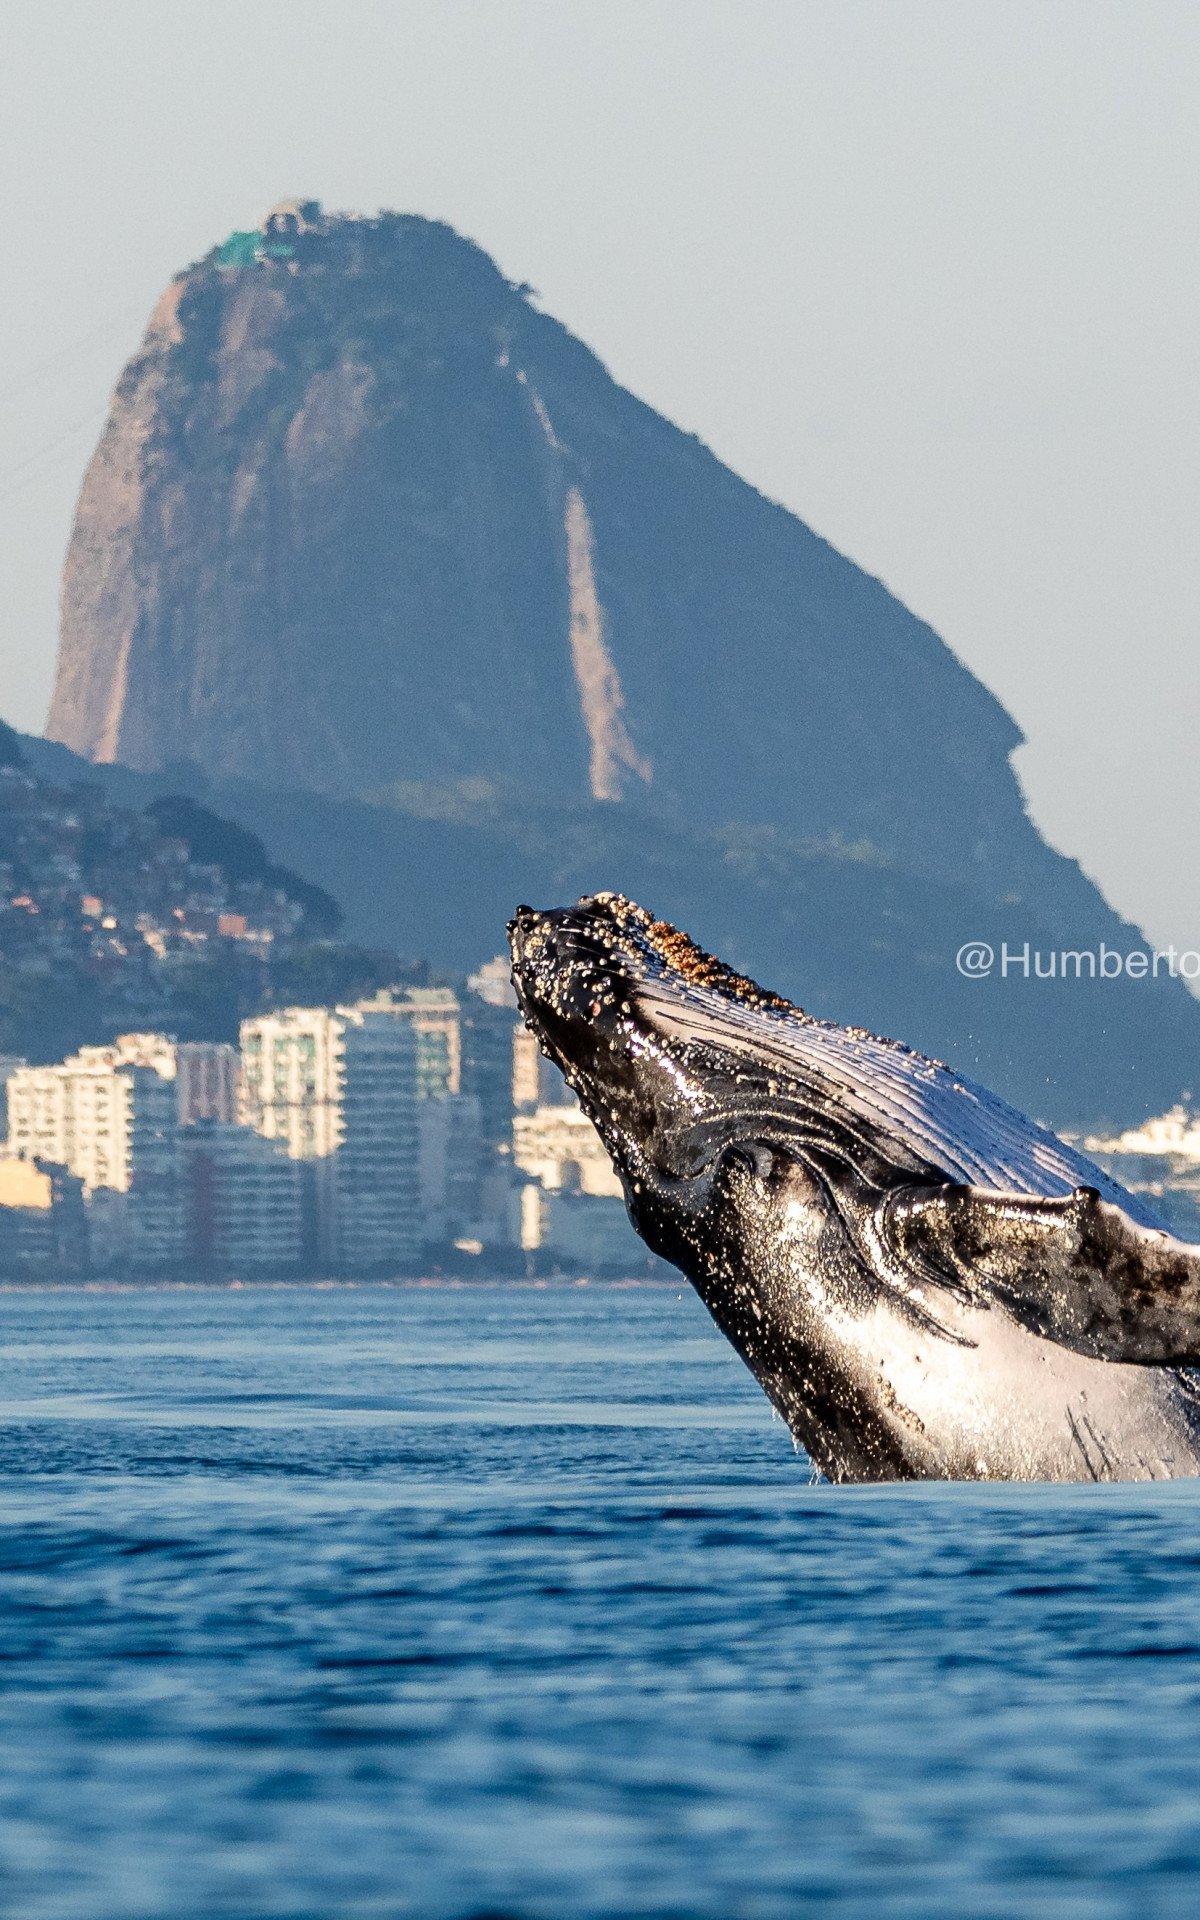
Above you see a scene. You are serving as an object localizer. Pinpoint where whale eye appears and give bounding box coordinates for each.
[723,1141,777,1183]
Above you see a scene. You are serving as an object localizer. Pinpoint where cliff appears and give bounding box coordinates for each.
[53,201,1031,891]
[41,202,1200,1123]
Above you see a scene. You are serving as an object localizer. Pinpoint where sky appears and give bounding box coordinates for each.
[2,0,1197,952]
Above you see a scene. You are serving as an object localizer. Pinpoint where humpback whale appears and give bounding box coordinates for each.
[509,893,1200,1483]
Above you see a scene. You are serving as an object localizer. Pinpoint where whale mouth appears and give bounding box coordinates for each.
[508,895,681,1169]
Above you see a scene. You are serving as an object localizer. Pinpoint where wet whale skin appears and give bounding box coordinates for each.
[509,893,1200,1484]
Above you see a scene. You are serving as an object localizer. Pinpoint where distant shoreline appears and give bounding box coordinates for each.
[0,1272,680,1293]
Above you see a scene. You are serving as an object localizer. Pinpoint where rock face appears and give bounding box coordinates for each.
[44,202,1200,1128]
[52,201,1025,888]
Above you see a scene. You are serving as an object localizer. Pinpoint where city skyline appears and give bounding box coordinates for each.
[0,968,648,1278]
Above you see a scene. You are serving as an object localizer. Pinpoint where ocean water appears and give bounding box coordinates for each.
[1,1284,1200,1919]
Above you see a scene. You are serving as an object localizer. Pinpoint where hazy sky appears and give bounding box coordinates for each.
[2,1,1197,950]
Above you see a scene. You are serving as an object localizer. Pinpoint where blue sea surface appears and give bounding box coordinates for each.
[1,1280,1199,1919]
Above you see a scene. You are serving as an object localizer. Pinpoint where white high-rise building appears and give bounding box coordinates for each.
[512,1025,575,1113]
[334,1008,421,1271]
[512,1101,646,1272]
[352,987,461,1099]
[5,1038,185,1269]
[239,1002,421,1271]
[239,1008,344,1162]
[512,1104,623,1200]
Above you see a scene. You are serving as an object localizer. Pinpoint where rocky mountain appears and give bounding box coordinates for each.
[41,200,1200,1124]
[53,201,1026,887]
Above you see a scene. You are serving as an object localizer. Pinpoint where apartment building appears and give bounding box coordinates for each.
[463,960,519,1128]
[5,1037,185,1269]
[0,1055,26,1139]
[512,1103,624,1200]
[512,1099,645,1271]
[183,1122,303,1275]
[239,1008,343,1160]
[334,1007,421,1272]
[512,1026,575,1114]
[176,1041,240,1125]
[417,1092,484,1244]
[0,1155,87,1276]
[353,986,461,1098]
[239,1001,421,1271]
[515,1183,642,1272]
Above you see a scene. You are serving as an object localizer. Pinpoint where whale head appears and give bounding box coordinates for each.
[507,891,919,1270]
[509,892,811,1205]
[509,893,1200,1484]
